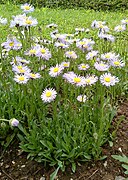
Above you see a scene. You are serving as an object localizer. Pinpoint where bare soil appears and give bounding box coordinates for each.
[0,101,128,180]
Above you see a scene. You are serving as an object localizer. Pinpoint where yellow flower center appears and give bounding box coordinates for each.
[29,49,36,54]
[25,19,32,25]
[46,91,52,97]
[99,24,104,28]
[19,69,25,73]
[63,63,68,67]
[81,65,86,68]
[83,45,88,48]
[9,42,14,47]
[53,67,59,72]
[18,76,25,81]
[100,63,105,66]
[60,43,65,47]
[114,61,120,66]
[85,79,90,83]
[24,6,30,10]
[118,26,123,30]
[80,41,85,45]
[74,77,81,83]
[30,73,36,78]
[105,54,110,58]
[41,49,46,54]
[68,51,73,55]
[104,77,111,82]
[17,66,23,69]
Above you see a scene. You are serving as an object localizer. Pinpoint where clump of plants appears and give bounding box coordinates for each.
[0,3,127,177]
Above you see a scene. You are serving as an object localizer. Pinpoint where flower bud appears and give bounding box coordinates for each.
[9,118,19,127]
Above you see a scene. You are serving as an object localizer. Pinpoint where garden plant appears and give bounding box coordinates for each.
[0,2,128,179]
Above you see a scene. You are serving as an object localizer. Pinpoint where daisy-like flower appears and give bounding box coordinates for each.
[0,16,7,25]
[14,74,29,84]
[114,25,126,32]
[84,75,98,86]
[110,59,125,68]
[101,52,119,61]
[11,56,30,65]
[12,65,31,74]
[61,61,70,68]
[76,38,95,52]
[36,46,51,60]
[77,95,87,102]
[25,45,38,56]
[78,63,90,71]
[22,16,38,27]
[49,64,64,77]
[54,42,69,49]
[99,25,109,33]
[1,37,22,51]
[65,51,77,59]
[63,73,85,87]
[10,14,27,28]
[94,61,109,71]
[98,33,115,42]
[46,23,58,28]
[41,88,57,103]
[91,20,106,29]
[100,73,119,87]
[121,19,128,25]
[27,72,41,79]
[86,50,98,60]
[21,3,34,13]
[51,33,67,42]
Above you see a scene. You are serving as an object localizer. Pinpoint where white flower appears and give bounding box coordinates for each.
[0,16,7,25]
[86,50,98,60]
[101,52,119,61]
[54,42,69,49]
[94,61,109,71]
[41,88,57,103]
[77,95,87,102]
[84,75,98,86]
[91,20,106,29]
[121,19,128,25]
[49,64,64,77]
[75,27,85,32]
[27,72,41,79]
[12,65,31,74]
[61,61,70,68]
[35,46,51,60]
[110,59,125,68]
[21,3,34,13]
[100,73,119,87]
[14,74,29,84]
[98,33,115,42]
[65,51,77,59]
[114,25,126,32]
[22,16,38,27]
[9,118,19,127]
[78,63,90,71]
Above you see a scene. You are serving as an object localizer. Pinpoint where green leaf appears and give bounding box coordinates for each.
[71,162,76,173]
[122,164,128,170]
[99,155,107,160]
[109,141,113,147]
[111,155,128,164]
[50,167,59,180]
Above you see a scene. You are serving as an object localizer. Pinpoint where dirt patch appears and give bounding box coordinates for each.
[0,101,128,180]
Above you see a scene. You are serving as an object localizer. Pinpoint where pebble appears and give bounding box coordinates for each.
[115,176,126,180]
[40,177,45,180]
[5,164,10,169]
[21,165,26,168]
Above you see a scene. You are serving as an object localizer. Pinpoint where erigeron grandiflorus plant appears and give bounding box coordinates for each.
[0,3,127,176]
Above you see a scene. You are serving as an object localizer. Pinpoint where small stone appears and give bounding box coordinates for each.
[5,164,10,169]
[103,161,107,168]
[12,161,15,164]
[0,172,2,176]
[40,177,45,180]
[21,165,25,168]
[115,176,125,180]
[0,162,3,166]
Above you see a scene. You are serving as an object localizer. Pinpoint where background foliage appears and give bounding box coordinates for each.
[1,0,128,11]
